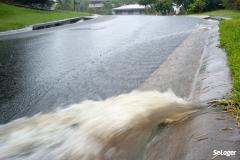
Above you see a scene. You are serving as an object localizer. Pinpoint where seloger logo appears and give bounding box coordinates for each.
[213,150,237,157]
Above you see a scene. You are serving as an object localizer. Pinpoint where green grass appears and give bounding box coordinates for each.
[200,9,240,124]
[0,3,91,32]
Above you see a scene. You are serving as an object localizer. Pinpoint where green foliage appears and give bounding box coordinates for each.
[205,0,223,11]
[78,0,90,11]
[144,5,158,14]
[173,0,224,14]
[138,0,174,14]
[56,0,91,12]
[222,0,240,9]
[139,0,155,6]
[138,0,224,14]
[155,0,173,14]
[56,0,73,10]
[12,0,50,4]
[174,0,193,8]
[0,3,90,31]
[220,19,240,102]
[111,0,140,7]
[192,9,240,122]
[4,0,54,9]
[200,9,240,18]
[199,9,240,116]
[188,0,206,13]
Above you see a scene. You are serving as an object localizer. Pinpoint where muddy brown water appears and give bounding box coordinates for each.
[0,16,238,160]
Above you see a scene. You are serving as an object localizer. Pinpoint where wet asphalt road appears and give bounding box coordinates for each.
[0,16,202,123]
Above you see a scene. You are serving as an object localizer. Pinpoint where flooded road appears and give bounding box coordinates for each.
[1,16,239,160]
[0,16,201,123]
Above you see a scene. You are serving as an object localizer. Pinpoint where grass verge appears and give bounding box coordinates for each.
[0,3,91,32]
[200,10,240,125]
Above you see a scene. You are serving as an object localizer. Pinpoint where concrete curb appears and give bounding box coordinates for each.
[188,15,231,21]
[203,16,232,21]
[32,16,93,30]
[0,15,98,36]
[188,15,210,19]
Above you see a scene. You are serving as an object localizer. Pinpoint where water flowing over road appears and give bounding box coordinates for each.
[0,16,201,123]
[1,16,239,160]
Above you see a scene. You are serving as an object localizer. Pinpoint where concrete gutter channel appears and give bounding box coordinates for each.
[139,17,239,160]
[0,15,238,159]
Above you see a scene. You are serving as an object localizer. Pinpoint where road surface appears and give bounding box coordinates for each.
[1,16,239,160]
[0,16,202,123]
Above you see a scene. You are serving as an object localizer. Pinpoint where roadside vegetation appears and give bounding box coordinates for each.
[202,9,240,125]
[0,3,90,32]
[138,0,240,15]
[3,0,238,15]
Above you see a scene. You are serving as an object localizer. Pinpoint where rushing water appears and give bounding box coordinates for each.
[0,91,199,160]
[0,16,201,124]
[0,16,207,159]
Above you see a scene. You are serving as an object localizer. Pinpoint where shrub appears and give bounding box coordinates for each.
[188,0,206,13]
[155,0,174,15]
[223,0,240,9]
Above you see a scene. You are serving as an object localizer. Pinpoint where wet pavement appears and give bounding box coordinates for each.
[141,20,240,160]
[0,16,202,123]
[1,16,239,160]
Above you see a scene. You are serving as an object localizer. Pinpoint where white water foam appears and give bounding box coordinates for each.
[0,90,199,160]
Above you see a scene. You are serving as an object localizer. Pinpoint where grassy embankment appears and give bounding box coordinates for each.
[201,10,240,124]
[0,3,91,32]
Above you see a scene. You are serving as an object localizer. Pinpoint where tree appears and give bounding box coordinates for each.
[173,0,224,14]
[78,0,90,12]
[13,0,51,5]
[139,0,174,15]
[155,0,174,15]
[139,0,156,6]
[173,0,193,9]
[56,0,73,10]
[205,0,223,11]
[223,0,240,9]
[188,0,206,13]
[10,0,54,9]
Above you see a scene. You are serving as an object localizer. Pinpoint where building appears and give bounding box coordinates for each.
[112,4,145,15]
[89,0,105,8]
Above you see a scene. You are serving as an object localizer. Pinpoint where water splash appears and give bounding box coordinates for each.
[0,91,199,160]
